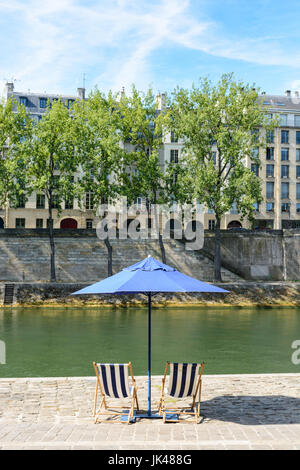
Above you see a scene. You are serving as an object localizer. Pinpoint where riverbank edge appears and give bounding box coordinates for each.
[1,373,300,381]
[1,281,300,308]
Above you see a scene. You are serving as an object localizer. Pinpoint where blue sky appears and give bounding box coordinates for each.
[1,0,300,97]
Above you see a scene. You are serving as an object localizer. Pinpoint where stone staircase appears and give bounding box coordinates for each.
[0,234,243,283]
[3,284,14,305]
[111,238,242,282]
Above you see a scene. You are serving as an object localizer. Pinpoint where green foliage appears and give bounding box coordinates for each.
[72,89,124,209]
[0,97,33,208]
[117,86,169,205]
[22,99,79,211]
[170,73,277,221]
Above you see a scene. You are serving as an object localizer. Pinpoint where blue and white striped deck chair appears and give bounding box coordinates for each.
[158,362,205,423]
[93,362,139,424]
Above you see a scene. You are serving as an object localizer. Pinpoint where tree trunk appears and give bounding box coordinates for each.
[214,216,222,282]
[152,200,166,264]
[158,231,166,265]
[104,237,113,276]
[48,202,56,282]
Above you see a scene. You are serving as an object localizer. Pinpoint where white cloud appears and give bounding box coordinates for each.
[0,0,300,98]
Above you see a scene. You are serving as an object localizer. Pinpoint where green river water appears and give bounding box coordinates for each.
[0,306,299,377]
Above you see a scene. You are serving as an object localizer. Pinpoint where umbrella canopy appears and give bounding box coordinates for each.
[72,256,229,418]
[72,256,229,295]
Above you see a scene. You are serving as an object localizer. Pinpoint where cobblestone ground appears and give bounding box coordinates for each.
[0,374,299,450]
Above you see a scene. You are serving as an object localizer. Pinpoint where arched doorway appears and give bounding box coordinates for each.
[60,218,78,229]
[227,220,242,229]
[0,217,4,229]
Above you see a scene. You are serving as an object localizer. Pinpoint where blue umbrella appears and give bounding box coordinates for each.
[72,255,229,418]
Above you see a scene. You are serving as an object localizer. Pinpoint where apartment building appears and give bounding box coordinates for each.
[0,82,93,230]
[1,83,300,231]
[163,89,300,230]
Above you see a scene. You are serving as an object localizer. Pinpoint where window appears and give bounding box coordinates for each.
[19,97,27,106]
[266,202,274,212]
[65,198,73,210]
[297,203,300,214]
[40,98,47,108]
[281,130,289,144]
[266,164,274,177]
[85,192,94,210]
[170,149,179,163]
[16,195,25,208]
[230,202,238,214]
[51,195,60,209]
[266,130,274,144]
[280,114,287,126]
[208,220,215,230]
[253,202,259,212]
[266,182,274,199]
[297,166,300,178]
[212,151,217,164]
[297,183,300,200]
[36,219,43,228]
[53,175,60,188]
[281,165,289,178]
[297,149,300,161]
[86,219,93,229]
[252,128,259,142]
[251,147,259,158]
[251,163,259,176]
[170,131,178,143]
[266,147,274,160]
[36,194,45,209]
[15,218,25,228]
[295,115,300,127]
[296,132,300,145]
[281,202,290,213]
[281,148,289,161]
[281,182,289,199]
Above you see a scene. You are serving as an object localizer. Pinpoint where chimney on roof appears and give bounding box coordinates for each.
[77,87,85,100]
[121,86,125,98]
[285,90,291,97]
[295,91,299,98]
[5,82,14,94]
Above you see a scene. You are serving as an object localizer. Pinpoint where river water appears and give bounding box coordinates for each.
[0,306,299,377]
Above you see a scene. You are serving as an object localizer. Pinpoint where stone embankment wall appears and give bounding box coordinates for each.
[203,229,300,281]
[0,229,240,283]
[1,281,300,307]
[0,228,299,285]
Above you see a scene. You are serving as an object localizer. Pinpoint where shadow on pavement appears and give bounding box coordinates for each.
[201,395,300,425]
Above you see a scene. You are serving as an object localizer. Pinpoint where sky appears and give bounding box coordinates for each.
[1,0,300,98]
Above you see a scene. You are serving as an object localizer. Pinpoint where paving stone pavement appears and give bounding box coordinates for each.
[0,374,299,450]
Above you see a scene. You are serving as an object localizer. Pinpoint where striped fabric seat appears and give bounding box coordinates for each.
[96,363,130,398]
[167,363,200,398]
[159,361,204,423]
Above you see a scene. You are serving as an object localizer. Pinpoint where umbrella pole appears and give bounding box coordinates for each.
[147,293,151,416]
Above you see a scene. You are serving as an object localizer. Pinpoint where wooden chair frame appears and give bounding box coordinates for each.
[158,361,205,423]
[93,361,139,424]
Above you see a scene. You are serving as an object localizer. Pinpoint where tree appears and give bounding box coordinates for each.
[0,97,32,222]
[170,74,276,281]
[22,99,78,281]
[73,89,124,276]
[117,86,169,263]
